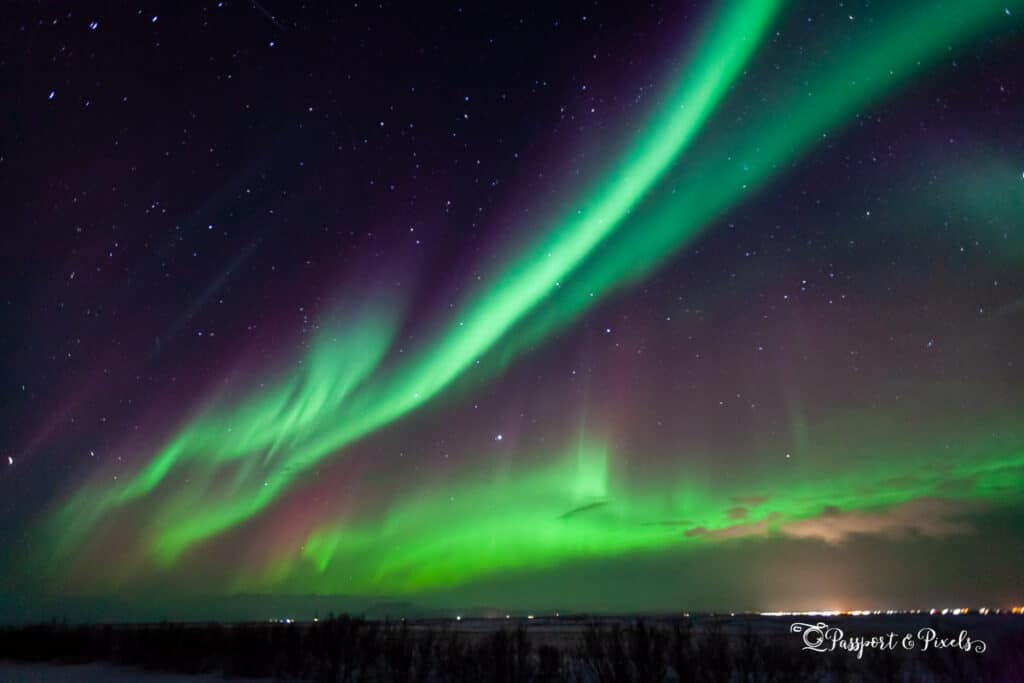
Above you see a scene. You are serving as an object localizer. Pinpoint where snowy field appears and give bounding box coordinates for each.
[0,662,266,683]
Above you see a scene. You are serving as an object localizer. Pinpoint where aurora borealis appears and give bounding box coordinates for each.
[2,1,1023,621]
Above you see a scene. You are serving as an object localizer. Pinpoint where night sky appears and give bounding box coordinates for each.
[2,1,1023,622]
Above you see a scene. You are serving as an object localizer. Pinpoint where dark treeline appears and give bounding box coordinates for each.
[1,615,1021,682]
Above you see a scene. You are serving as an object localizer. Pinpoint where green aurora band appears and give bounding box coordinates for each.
[274,426,1024,595]
[45,0,1022,595]
[52,0,783,561]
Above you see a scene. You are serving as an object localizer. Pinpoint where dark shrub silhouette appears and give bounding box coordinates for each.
[694,620,732,683]
[0,614,1017,681]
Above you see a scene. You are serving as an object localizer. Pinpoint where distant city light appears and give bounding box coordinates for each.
[756,606,1021,618]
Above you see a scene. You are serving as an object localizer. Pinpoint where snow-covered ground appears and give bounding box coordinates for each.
[0,662,267,683]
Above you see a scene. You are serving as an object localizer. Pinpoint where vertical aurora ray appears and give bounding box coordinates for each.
[242,424,1024,595]
[51,306,402,561]
[41,0,1020,588]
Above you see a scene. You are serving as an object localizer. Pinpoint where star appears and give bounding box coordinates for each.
[3,0,1021,621]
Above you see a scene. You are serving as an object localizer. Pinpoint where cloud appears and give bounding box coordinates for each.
[731,495,770,507]
[780,498,977,545]
[685,513,782,540]
[557,500,609,519]
[682,499,979,546]
[727,506,749,520]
